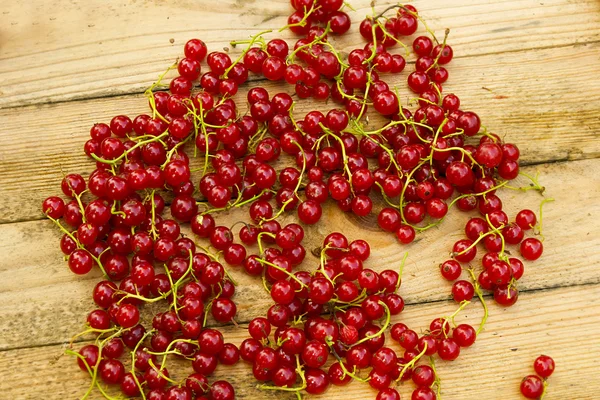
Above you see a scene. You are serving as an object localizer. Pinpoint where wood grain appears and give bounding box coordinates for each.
[1,0,599,108]
[1,0,600,399]
[2,42,600,223]
[1,158,599,351]
[1,284,598,399]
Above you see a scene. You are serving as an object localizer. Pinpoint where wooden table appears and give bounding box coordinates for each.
[1,0,600,398]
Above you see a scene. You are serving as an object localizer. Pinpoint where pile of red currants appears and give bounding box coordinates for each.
[41,1,553,399]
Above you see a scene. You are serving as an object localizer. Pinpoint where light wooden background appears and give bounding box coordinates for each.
[1,0,600,399]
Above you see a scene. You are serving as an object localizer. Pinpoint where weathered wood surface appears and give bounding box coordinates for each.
[1,0,599,108]
[1,0,600,398]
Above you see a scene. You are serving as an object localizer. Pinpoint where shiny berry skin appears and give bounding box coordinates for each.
[185,39,208,61]
[452,280,474,302]
[516,209,537,230]
[373,91,399,115]
[302,340,328,368]
[412,387,436,400]
[68,249,94,275]
[533,355,555,378]
[412,365,435,387]
[210,381,235,400]
[453,239,476,262]
[99,359,126,384]
[305,367,330,395]
[452,324,476,347]
[520,238,543,260]
[440,260,461,281]
[520,375,544,399]
[494,285,519,306]
[438,338,460,361]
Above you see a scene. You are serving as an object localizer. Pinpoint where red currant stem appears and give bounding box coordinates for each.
[317,244,337,286]
[398,4,439,44]
[365,24,379,63]
[91,133,169,165]
[65,349,121,400]
[256,232,273,255]
[89,247,110,276]
[223,269,238,286]
[374,19,410,55]
[331,288,368,307]
[321,41,350,71]
[257,258,308,289]
[504,170,546,194]
[69,327,119,347]
[315,127,354,190]
[373,4,401,19]
[73,190,88,223]
[259,355,308,392]
[46,215,81,248]
[248,124,269,153]
[261,198,295,224]
[292,142,307,194]
[351,301,391,347]
[540,380,549,399]
[433,146,482,171]
[130,330,155,400]
[356,118,434,141]
[535,197,554,241]
[484,213,509,261]
[327,340,369,382]
[148,190,159,240]
[395,342,428,383]
[334,79,365,103]
[202,285,223,328]
[224,30,273,78]
[292,312,307,326]
[441,300,471,338]
[356,69,374,122]
[286,23,331,65]
[395,252,409,292]
[110,201,126,218]
[190,96,212,176]
[467,268,489,334]
[166,249,195,317]
[428,118,449,169]
[116,289,168,305]
[196,245,221,262]
[81,328,124,400]
[148,339,198,367]
[426,29,450,73]
[342,1,356,11]
[260,271,270,294]
[374,182,401,209]
[398,158,428,225]
[161,134,194,169]
[279,2,319,32]
[447,180,509,211]
[288,103,307,135]
[429,356,442,398]
[148,358,179,385]
[145,63,178,123]
[455,229,502,257]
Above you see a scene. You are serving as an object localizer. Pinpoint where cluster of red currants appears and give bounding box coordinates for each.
[40,1,553,399]
[520,355,555,399]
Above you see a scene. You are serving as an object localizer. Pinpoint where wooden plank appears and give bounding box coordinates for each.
[1,158,599,351]
[2,42,600,223]
[1,0,599,107]
[0,284,598,399]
